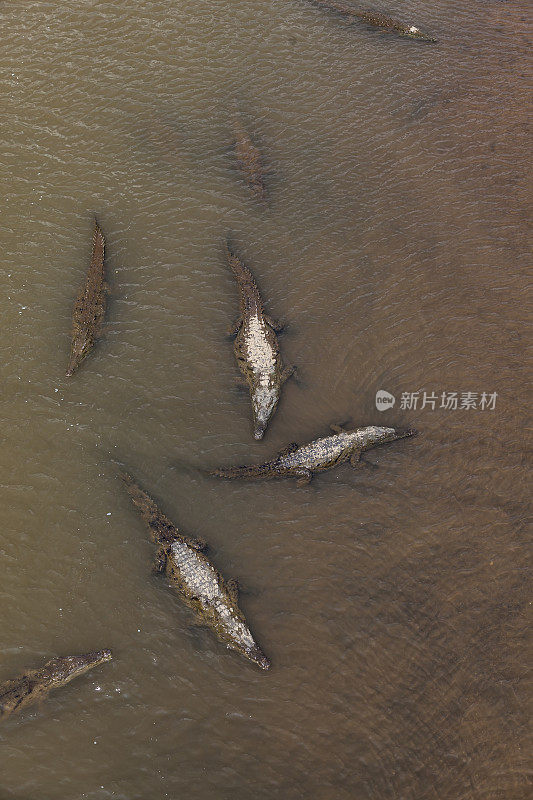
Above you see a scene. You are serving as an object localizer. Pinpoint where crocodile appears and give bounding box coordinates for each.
[226,239,295,439]
[306,2,437,41]
[232,113,269,202]
[121,472,270,670]
[210,424,416,485]
[0,650,112,718]
[66,217,108,376]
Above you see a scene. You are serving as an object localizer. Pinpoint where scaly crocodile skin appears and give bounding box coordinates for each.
[122,472,270,670]
[226,241,294,440]
[0,651,112,718]
[210,425,416,485]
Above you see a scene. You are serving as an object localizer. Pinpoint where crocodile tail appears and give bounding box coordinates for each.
[90,217,105,275]
[208,464,274,481]
[120,471,157,518]
[120,470,145,498]
[120,471,177,543]
[225,237,262,311]
[392,427,417,440]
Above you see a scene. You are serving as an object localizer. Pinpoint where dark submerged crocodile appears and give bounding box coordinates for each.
[210,424,416,485]
[232,113,269,202]
[226,240,295,439]
[121,472,270,670]
[307,2,437,41]
[0,650,112,719]
[66,218,108,376]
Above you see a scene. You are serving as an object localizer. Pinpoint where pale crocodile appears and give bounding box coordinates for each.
[121,472,270,670]
[210,424,416,485]
[226,239,294,439]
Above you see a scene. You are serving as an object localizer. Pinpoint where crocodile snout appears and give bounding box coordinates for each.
[249,647,271,670]
[253,425,266,440]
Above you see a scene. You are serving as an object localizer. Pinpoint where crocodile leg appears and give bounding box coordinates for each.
[350,448,378,469]
[227,578,239,604]
[330,423,347,434]
[227,317,243,337]
[234,376,248,389]
[152,547,168,573]
[277,443,298,458]
[349,447,364,468]
[184,536,207,552]
[281,365,296,384]
[293,468,312,486]
[264,314,284,332]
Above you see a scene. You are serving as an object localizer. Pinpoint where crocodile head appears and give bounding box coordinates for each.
[402,24,437,42]
[224,615,271,669]
[245,644,271,671]
[42,650,112,689]
[251,385,279,440]
[66,332,91,376]
[363,426,417,448]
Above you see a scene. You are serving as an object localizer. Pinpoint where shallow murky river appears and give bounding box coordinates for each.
[1,2,530,798]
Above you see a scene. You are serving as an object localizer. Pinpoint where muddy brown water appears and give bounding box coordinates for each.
[1,1,530,798]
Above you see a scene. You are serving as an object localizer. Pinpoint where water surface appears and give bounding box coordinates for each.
[1,1,530,798]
